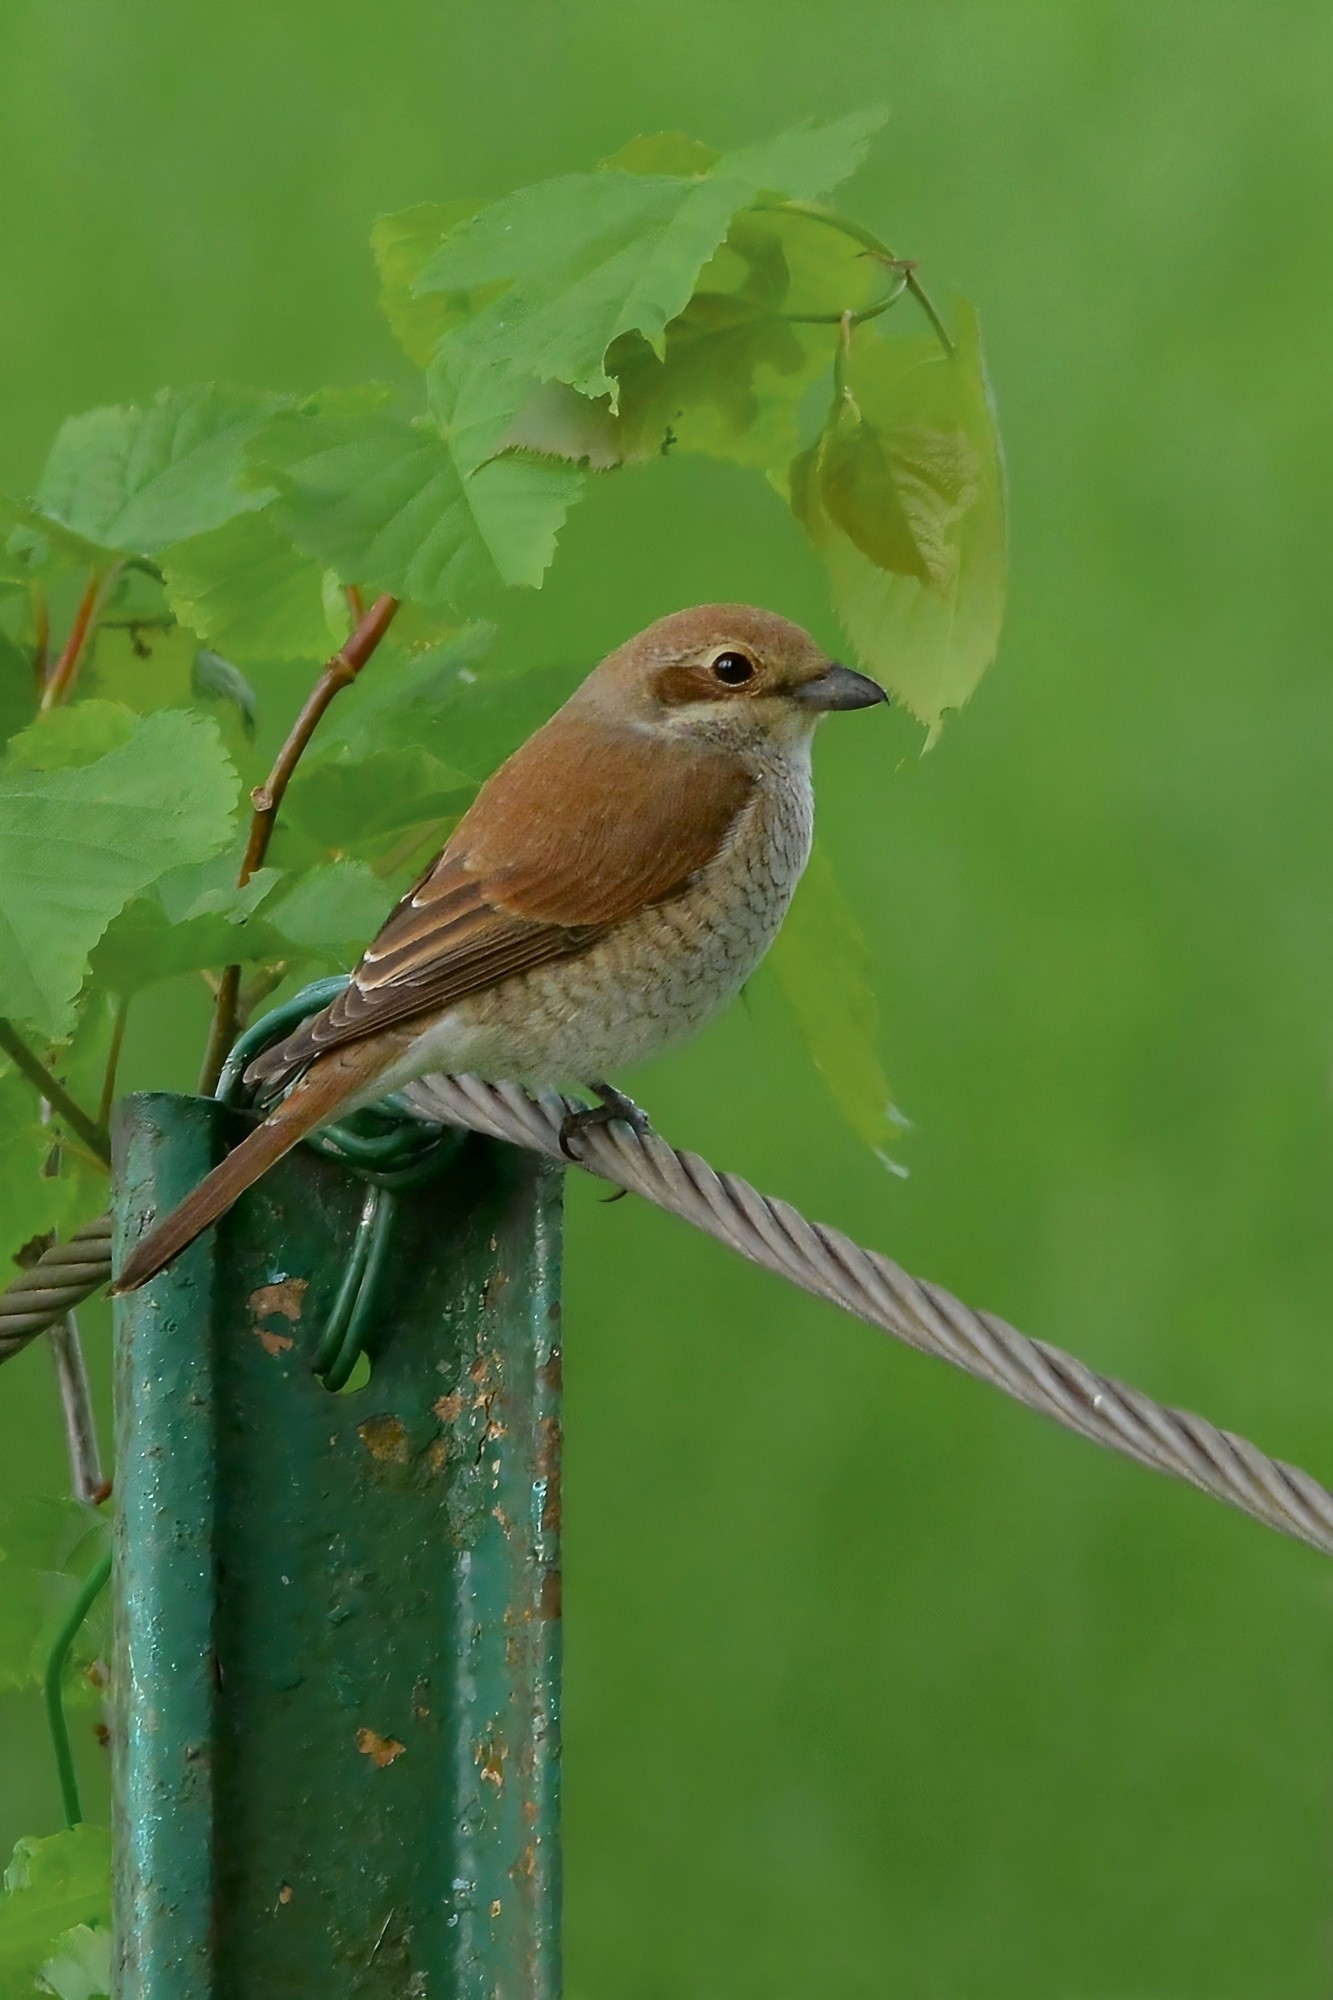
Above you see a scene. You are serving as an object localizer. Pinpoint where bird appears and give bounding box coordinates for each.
[114,603,886,1293]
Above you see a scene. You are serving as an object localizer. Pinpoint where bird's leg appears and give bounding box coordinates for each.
[558,1081,652,1162]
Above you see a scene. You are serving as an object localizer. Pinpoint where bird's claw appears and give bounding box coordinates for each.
[558,1083,652,1162]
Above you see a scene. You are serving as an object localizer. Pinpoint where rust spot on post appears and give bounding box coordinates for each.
[248,1278,307,1323]
[357,1415,411,1463]
[357,1727,406,1768]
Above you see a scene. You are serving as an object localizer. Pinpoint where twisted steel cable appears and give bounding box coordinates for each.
[0,1217,114,1363]
[3,1084,1330,1560]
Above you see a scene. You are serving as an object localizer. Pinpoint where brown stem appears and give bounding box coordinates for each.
[345,583,365,625]
[30,586,51,690]
[40,565,122,711]
[198,593,400,1091]
[47,1312,104,1504]
[0,1018,112,1165]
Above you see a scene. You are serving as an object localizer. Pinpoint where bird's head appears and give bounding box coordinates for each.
[574,604,887,757]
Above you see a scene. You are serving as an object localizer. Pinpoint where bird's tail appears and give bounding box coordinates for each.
[112,1048,385,1295]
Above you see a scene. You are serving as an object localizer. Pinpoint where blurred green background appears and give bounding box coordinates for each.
[3,1,1332,1993]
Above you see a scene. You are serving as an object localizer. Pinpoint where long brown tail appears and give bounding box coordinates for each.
[113,1048,386,1294]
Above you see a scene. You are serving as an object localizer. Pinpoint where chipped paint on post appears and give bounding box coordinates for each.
[112,1092,562,1999]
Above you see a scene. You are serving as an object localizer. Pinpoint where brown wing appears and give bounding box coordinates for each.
[247,716,753,1083]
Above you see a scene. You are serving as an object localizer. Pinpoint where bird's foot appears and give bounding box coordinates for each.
[558,1082,652,1162]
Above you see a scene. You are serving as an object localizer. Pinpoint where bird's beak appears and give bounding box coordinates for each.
[791,662,889,711]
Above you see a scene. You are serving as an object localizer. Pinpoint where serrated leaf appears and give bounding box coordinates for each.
[370,200,492,367]
[816,348,981,591]
[0,1500,110,1696]
[0,1070,73,1271]
[788,306,1006,735]
[716,106,888,200]
[428,348,618,476]
[4,703,138,773]
[416,112,888,405]
[38,1923,110,2000]
[267,861,396,962]
[0,1828,111,1998]
[282,744,472,851]
[161,513,329,663]
[90,870,283,996]
[0,709,239,1036]
[766,841,903,1160]
[33,386,290,558]
[253,409,583,607]
[602,133,722,176]
[612,296,826,470]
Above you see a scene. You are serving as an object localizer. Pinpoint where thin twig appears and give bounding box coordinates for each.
[30,586,50,690]
[0,1018,111,1165]
[97,999,129,1131]
[40,564,122,710]
[769,199,955,358]
[197,594,400,1092]
[46,1311,104,1504]
[237,961,290,1028]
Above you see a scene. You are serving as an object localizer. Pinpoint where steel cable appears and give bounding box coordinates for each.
[2,1082,1330,1559]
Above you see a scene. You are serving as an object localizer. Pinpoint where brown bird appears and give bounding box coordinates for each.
[114,604,885,1292]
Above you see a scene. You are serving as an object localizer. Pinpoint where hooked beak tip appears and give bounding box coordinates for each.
[796,663,889,712]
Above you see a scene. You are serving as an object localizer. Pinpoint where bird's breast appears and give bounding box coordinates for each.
[399,758,815,1090]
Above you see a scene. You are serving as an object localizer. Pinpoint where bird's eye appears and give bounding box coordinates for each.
[710,650,756,686]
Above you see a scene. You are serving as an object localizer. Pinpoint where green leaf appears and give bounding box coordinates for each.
[33,386,290,558]
[192,649,258,737]
[0,630,38,749]
[415,112,888,405]
[0,1069,73,1271]
[712,106,888,201]
[788,306,1006,736]
[38,1924,110,2000]
[282,743,472,851]
[0,1829,111,1999]
[370,200,492,367]
[0,1500,110,1695]
[819,413,977,585]
[90,868,282,996]
[267,861,396,963]
[4,703,138,773]
[766,842,904,1161]
[82,622,198,718]
[253,408,584,607]
[161,512,330,664]
[602,133,722,176]
[0,709,239,1036]
[311,623,496,759]
[612,296,826,471]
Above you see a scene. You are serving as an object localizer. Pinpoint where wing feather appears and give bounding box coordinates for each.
[247,717,753,1085]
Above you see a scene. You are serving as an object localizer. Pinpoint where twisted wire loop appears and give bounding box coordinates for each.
[0,1217,114,1362]
[3,1079,1331,1561]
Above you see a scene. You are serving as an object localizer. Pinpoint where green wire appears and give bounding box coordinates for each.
[44,1547,112,1829]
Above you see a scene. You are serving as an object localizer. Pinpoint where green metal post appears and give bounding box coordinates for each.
[111,1092,563,1999]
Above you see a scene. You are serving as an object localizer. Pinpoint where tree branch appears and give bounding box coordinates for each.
[0,1017,112,1165]
[197,593,400,1092]
[47,1311,105,1505]
[40,564,122,710]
